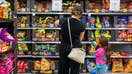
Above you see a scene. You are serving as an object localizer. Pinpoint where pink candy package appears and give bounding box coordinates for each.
[0,28,16,42]
[0,53,14,74]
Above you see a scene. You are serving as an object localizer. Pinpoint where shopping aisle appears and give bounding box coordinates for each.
[0,0,132,74]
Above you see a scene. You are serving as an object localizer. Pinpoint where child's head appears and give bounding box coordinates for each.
[99,37,108,47]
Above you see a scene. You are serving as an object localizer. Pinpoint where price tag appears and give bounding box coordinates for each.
[109,0,120,11]
[32,12,36,16]
[52,0,62,11]
[88,13,91,17]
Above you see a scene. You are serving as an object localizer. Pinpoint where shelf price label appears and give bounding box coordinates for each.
[32,12,36,16]
[109,0,120,11]
[52,0,62,11]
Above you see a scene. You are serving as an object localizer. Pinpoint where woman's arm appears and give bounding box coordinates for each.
[80,31,85,42]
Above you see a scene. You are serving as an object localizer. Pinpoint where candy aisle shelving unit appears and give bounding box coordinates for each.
[15,0,132,74]
[0,19,16,74]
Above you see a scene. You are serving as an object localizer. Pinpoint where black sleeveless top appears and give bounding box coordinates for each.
[59,18,85,48]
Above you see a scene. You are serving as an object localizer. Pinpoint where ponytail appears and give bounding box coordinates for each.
[105,45,111,65]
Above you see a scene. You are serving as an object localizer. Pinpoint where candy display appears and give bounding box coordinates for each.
[13,0,132,74]
[111,51,130,57]
[124,59,132,73]
[34,58,55,73]
[89,30,111,40]
[33,44,57,56]
[0,53,14,74]
[86,16,112,28]
[33,0,51,12]
[128,16,132,28]
[0,28,16,42]
[34,16,55,28]
[87,0,109,12]
[118,30,132,42]
[17,60,29,73]
[17,16,28,28]
[0,0,12,19]
[0,28,16,53]
[116,16,132,28]
[111,59,132,73]
[101,30,111,38]
[88,39,96,56]
[35,29,57,42]
[87,0,132,13]
[18,43,28,55]
[16,0,28,12]
[112,58,124,72]
[62,0,80,12]
[0,41,10,54]
[16,31,26,41]
[117,16,128,28]
[86,16,95,28]
[86,59,96,74]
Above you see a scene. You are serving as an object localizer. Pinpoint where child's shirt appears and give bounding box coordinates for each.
[96,47,106,64]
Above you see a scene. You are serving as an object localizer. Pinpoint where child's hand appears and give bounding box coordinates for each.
[93,51,96,56]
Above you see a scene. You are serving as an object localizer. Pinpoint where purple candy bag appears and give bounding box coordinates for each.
[0,28,16,42]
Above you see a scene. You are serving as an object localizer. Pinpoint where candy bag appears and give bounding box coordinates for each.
[34,60,41,70]
[0,28,16,42]
[124,59,132,72]
[112,58,123,72]
[41,58,50,71]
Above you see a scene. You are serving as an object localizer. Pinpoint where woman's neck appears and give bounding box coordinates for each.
[71,15,80,21]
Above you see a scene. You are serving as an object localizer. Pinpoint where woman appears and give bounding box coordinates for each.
[55,6,85,74]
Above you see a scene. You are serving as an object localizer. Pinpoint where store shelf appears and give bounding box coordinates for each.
[17,27,32,30]
[107,72,132,74]
[0,18,14,23]
[81,41,91,44]
[33,41,61,44]
[84,12,132,15]
[16,12,32,15]
[85,56,96,58]
[85,28,132,30]
[18,73,32,74]
[111,56,132,58]
[17,55,132,59]
[29,55,92,59]
[16,12,132,15]
[32,55,59,58]
[32,70,132,74]
[32,27,61,30]
[17,41,132,44]
[17,41,32,43]
[17,55,32,58]
[85,56,132,58]
[109,41,132,44]
[33,12,71,15]
[17,27,132,30]
[85,41,132,44]
[17,27,61,30]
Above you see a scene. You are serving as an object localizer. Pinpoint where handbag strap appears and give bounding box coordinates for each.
[67,18,73,48]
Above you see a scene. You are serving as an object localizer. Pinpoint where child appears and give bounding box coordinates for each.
[96,37,111,74]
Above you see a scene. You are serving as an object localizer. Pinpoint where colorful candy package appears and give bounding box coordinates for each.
[0,28,16,42]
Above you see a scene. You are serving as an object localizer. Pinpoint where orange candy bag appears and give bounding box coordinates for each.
[112,58,123,72]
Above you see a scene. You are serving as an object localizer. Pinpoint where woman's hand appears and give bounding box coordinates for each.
[54,19,59,26]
